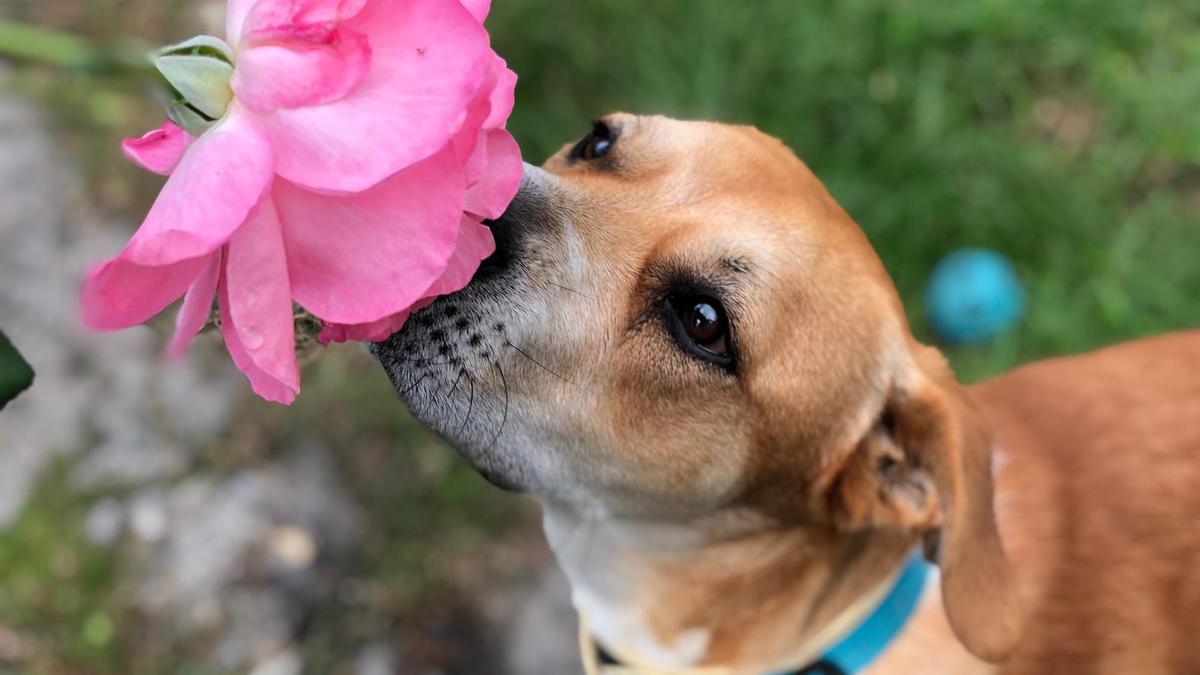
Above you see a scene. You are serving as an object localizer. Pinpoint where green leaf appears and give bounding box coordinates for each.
[0,331,34,411]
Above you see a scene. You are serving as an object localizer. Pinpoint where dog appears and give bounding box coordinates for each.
[372,113,1200,674]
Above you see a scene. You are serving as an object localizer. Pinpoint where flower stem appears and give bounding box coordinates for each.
[0,20,155,78]
[0,20,98,69]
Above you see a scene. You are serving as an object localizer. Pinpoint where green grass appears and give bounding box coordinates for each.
[489,0,1200,381]
[0,465,237,675]
[0,466,121,674]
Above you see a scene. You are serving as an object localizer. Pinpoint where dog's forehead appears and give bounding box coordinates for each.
[546,115,864,240]
[584,116,890,275]
[606,113,813,197]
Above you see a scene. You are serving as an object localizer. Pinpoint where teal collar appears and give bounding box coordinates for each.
[780,550,932,675]
[589,550,931,675]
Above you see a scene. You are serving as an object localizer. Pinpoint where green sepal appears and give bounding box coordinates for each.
[167,99,217,136]
[153,35,235,121]
[156,35,234,65]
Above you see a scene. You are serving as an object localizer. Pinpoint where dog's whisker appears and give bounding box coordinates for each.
[485,361,510,453]
[397,372,431,398]
[429,371,453,402]
[447,368,466,399]
[546,279,593,299]
[505,338,574,385]
[455,374,476,439]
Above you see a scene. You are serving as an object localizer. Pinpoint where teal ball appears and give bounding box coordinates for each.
[924,249,1025,344]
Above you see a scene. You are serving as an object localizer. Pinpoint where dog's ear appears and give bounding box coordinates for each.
[828,345,1021,662]
[900,346,1022,662]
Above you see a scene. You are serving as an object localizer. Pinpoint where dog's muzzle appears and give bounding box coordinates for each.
[368,164,564,493]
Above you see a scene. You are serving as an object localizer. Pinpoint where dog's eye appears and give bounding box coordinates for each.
[570,121,613,161]
[667,295,732,366]
[681,301,723,346]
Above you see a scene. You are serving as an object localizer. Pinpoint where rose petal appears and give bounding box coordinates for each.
[262,0,490,191]
[122,121,188,175]
[220,195,300,403]
[460,130,489,187]
[81,256,208,330]
[318,312,409,344]
[420,216,496,299]
[464,129,521,220]
[123,107,274,266]
[276,145,464,323]
[241,0,368,36]
[226,0,259,47]
[319,217,496,344]
[453,65,498,185]
[167,250,222,357]
[233,26,370,112]
[455,54,517,188]
[483,55,516,130]
[459,0,491,23]
[316,323,347,345]
[219,281,298,405]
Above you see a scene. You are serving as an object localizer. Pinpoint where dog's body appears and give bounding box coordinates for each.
[878,331,1200,674]
[373,114,1200,674]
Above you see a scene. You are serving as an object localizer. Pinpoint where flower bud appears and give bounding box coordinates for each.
[153,36,235,136]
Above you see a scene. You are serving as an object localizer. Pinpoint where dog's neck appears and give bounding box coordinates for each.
[542,501,922,673]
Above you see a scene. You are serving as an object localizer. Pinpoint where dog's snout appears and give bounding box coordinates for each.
[477,164,549,279]
[477,209,518,278]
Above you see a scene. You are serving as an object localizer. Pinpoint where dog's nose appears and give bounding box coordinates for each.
[478,207,518,278]
[477,164,543,278]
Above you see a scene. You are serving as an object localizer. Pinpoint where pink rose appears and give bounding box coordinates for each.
[81,0,522,404]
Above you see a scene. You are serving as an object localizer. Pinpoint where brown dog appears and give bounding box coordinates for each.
[372,114,1200,674]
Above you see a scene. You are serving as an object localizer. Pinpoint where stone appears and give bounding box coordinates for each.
[355,642,398,675]
[246,648,303,675]
[84,498,125,547]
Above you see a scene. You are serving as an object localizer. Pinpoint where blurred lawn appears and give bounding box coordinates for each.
[488,0,1200,380]
[1,0,1199,673]
[6,0,1199,377]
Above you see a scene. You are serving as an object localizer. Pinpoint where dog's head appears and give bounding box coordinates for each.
[373,113,1019,662]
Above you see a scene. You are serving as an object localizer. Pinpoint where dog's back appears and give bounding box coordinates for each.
[974,330,1200,673]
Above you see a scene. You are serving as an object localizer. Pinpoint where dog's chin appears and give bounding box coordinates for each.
[473,464,526,493]
[370,265,532,494]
